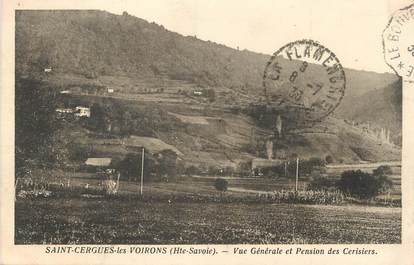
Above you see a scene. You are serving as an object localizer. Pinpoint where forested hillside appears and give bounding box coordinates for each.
[15,10,402,168]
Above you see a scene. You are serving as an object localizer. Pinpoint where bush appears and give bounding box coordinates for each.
[337,170,393,199]
[373,165,393,176]
[325,155,334,164]
[214,178,228,192]
[375,175,394,193]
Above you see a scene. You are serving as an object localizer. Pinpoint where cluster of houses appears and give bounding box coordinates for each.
[56,106,91,118]
[69,86,115,95]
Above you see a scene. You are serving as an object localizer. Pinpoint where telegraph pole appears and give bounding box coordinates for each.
[140,147,144,196]
[295,157,299,192]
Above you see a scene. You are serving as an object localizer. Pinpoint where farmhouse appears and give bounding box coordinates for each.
[55,108,75,119]
[193,90,203,96]
[56,108,74,114]
[84,157,116,174]
[85,157,112,167]
[250,158,284,177]
[74,106,91,117]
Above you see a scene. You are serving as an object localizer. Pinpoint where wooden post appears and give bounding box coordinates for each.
[295,158,299,192]
[116,171,120,192]
[140,147,144,196]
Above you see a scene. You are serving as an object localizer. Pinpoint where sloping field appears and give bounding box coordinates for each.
[82,135,184,157]
[59,84,401,167]
[126,136,184,156]
[168,112,210,125]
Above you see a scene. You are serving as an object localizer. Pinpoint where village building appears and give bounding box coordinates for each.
[74,106,91,117]
[84,157,116,175]
[55,108,75,119]
[56,108,74,114]
[193,90,203,96]
[85,157,112,167]
[251,158,284,177]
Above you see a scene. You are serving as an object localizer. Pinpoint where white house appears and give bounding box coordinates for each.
[74,106,91,118]
[44,67,52,73]
[85,158,112,167]
[193,90,203,96]
[55,108,74,114]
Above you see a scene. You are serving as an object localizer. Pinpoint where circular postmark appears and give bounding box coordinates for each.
[263,39,346,122]
[382,3,414,82]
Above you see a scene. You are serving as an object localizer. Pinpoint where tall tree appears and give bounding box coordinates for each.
[15,77,63,172]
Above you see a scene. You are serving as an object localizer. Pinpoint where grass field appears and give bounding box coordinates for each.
[24,167,401,199]
[15,197,401,244]
[15,166,401,244]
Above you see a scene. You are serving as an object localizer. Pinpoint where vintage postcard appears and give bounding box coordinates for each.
[1,0,414,264]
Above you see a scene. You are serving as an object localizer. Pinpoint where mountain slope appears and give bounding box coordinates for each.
[16,10,399,97]
[15,10,402,163]
[335,79,402,145]
[16,10,268,90]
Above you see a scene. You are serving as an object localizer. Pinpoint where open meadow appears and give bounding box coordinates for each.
[15,167,402,244]
[15,196,401,244]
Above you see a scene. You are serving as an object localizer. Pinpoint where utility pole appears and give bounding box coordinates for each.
[295,157,299,192]
[140,147,144,196]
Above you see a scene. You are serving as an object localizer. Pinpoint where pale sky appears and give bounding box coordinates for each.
[13,0,414,73]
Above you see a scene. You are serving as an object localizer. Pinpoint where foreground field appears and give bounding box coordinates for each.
[15,197,401,244]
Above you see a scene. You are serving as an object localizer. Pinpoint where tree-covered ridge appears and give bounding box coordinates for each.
[16,10,268,91]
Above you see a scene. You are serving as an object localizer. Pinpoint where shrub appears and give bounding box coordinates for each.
[373,165,393,176]
[214,178,228,192]
[375,175,394,193]
[337,170,393,199]
[102,179,118,195]
[325,155,334,164]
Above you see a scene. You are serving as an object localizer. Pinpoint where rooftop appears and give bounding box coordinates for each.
[85,158,112,167]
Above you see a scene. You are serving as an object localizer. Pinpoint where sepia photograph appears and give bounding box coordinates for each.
[12,2,406,247]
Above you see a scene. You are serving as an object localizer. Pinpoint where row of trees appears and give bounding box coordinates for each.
[107,150,180,182]
[15,77,72,175]
[309,165,394,199]
[257,157,326,178]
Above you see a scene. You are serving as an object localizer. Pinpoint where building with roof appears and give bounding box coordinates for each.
[85,158,112,167]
